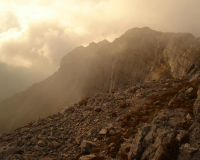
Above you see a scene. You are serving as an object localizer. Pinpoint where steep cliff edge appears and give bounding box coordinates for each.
[1,27,200,134]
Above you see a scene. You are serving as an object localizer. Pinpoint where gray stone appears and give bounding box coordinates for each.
[186,114,192,121]
[59,107,68,114]
[79,154,96,160]
[128,125,151,160]
[94,107,102,112]
[80,140,97,152]
[99,128,107,135]
[178,143,199,160]
[176,130,187,141]
[193,87,200,122]
[75,137,81,144]
[48,141,60,149]
[37,140,46,147]
[185,87,193,94]
[109,130,116,135]
[42,129,49,135]
[31,136,38,144]
[86,106,94,111]
[152,146,164,160]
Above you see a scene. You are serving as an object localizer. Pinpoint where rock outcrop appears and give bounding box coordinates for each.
[1,27,200,136]
[0,76,200,159]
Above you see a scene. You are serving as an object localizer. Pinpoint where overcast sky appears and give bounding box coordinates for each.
[0,0,200,101]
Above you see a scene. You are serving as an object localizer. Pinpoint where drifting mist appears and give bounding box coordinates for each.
[0,0,200,100]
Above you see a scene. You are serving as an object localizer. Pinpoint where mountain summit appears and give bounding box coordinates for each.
[1,27,200,159]
[0,27,200,134]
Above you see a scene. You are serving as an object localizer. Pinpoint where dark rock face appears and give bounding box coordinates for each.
[1,27,200,136]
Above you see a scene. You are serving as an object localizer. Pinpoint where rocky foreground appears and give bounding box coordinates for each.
[1,72,200,160]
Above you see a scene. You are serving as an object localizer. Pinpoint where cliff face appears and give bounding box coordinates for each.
[0,27,200,134]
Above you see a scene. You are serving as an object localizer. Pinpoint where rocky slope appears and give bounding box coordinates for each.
[0,73,200,159]
[1,27,200,135]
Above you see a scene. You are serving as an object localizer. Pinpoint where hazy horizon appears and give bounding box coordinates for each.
[1,0,200,101]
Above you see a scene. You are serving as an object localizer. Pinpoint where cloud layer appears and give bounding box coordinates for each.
[1,0,200,100]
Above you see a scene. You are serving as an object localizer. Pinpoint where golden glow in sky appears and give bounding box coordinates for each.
[0,0,200,69]
[0,0,200,101]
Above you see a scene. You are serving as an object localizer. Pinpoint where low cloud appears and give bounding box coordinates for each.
[0,22,87,69]
[0,61,48,101]
[0,21,89,101]
[1,0,200,100]
[0,11,21,33]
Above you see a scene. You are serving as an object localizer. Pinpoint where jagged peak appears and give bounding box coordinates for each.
[99,39,110,44]
[88,41,96,46]
[123,27,195,39]
[124,26,155,34]
[88,39,110,47]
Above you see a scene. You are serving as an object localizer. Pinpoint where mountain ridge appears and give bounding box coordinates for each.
[1,27,200,134]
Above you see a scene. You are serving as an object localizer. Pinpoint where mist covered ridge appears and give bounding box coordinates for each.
[1,27,200,159]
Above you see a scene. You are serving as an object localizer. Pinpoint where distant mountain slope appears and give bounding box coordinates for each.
[0,27,200,134]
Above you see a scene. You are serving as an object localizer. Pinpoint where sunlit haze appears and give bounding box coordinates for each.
[0,0,200,100]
